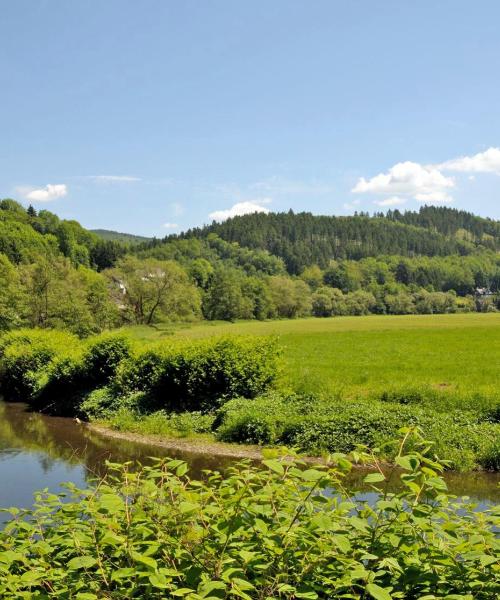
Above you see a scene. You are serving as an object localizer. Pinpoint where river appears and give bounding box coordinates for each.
[0,401,498,513]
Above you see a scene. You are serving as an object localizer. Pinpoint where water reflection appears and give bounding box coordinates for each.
[0,401,498,513]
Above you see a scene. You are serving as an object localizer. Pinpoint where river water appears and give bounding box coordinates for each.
[0,401,498,513]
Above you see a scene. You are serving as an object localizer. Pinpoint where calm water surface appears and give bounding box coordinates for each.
[0,401,498,513]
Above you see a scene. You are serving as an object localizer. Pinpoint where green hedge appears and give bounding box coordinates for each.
[114,336,280,413]
[0,330,280,417]
[0,329,79,402]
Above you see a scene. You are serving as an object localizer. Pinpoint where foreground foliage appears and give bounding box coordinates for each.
[0,431,498,599]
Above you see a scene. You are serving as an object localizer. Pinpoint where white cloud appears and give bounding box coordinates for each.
[170,202,184,216]
[414,191,452,203]
[343,199,361,211]
[86,175,141,182]
[163,222,179,229]
[21,184,68,202]
[209,200,271,222]
[438,147,500,174]
[373,196,407,207]
[352,161,455,202]
[352,146,500,207]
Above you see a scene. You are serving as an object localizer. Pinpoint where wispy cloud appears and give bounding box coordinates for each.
[163,222,179,229]
[249,176,335,196]
[170,202,184,216]
[17,183,68,202]
[85,175,141,182]
[343,199,361,211]
[373,196,407,207]
[209,200,271,222]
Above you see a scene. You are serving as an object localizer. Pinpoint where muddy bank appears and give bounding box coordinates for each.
[88,423,264,460]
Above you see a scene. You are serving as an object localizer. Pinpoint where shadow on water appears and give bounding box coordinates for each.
[0,401,499,514]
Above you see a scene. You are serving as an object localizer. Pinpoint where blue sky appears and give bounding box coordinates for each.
[2,1,500,236]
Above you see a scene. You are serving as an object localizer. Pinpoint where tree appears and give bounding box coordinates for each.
[385,292,416,315]
[344,290,376,316]
[107,257,201,325]
[202,268,253,321]
[19,256,117,336]
[300,265,323,290]
[189,258,214,289]
[0,254,23,330]
[268,277,312,318]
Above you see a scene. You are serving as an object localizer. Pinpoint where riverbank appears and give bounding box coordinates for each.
[88,423,264,460]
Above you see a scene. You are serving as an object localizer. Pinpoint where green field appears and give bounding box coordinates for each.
[124,313,500,397]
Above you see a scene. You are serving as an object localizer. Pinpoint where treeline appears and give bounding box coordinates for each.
[1,200,500,336]
[176,206,500,273]
[0,199,126,269]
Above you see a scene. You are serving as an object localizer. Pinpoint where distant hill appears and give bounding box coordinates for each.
[175,207,500,273]
[91,229,153,245]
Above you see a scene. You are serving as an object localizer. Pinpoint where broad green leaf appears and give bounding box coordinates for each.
[395,456,418,471]
[149,573,168,589]
[171,588,195,596]
[301,469,323,481]
[130,550,157,570]
[262,459,285,476]
[296,590,319,599]
[366,583,392,600]
[179,501,199,514]
[364,472,385,484]
[67,556,97,570]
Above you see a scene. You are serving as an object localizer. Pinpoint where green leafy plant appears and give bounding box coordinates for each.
[0,430,498,598]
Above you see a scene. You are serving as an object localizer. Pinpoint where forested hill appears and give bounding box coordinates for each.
[91,229,152,245]
[177,207,500,273]
[0,199,126,270]
[1,198,500,330]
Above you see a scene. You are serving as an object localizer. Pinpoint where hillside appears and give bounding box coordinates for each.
[1,199,499,331]
[175,207,500,273]
[91,229,152,245]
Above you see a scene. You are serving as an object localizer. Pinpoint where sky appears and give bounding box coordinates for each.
[2,0,500,237]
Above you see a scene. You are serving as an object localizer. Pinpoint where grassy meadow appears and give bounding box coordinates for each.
[123,313,500,398]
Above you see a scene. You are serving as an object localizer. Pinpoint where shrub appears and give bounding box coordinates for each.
[115,336,281,413]
[79,386,128,419]
[0,431,498,598]
[0,329,79,402]
[215,392,500,470]
[81,333,134,387]
[33,334,135,415]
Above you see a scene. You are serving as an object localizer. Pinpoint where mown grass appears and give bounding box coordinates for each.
[122,313,500,397]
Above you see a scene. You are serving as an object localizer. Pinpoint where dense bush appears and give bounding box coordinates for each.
[0,329,78,401]
[215,391,500,471]
[0,431,498,598]
[378,385,500,422]
[82,333,134,386]
[114,336,280,413]
[0,330,280,418]
[12,333,136,416]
